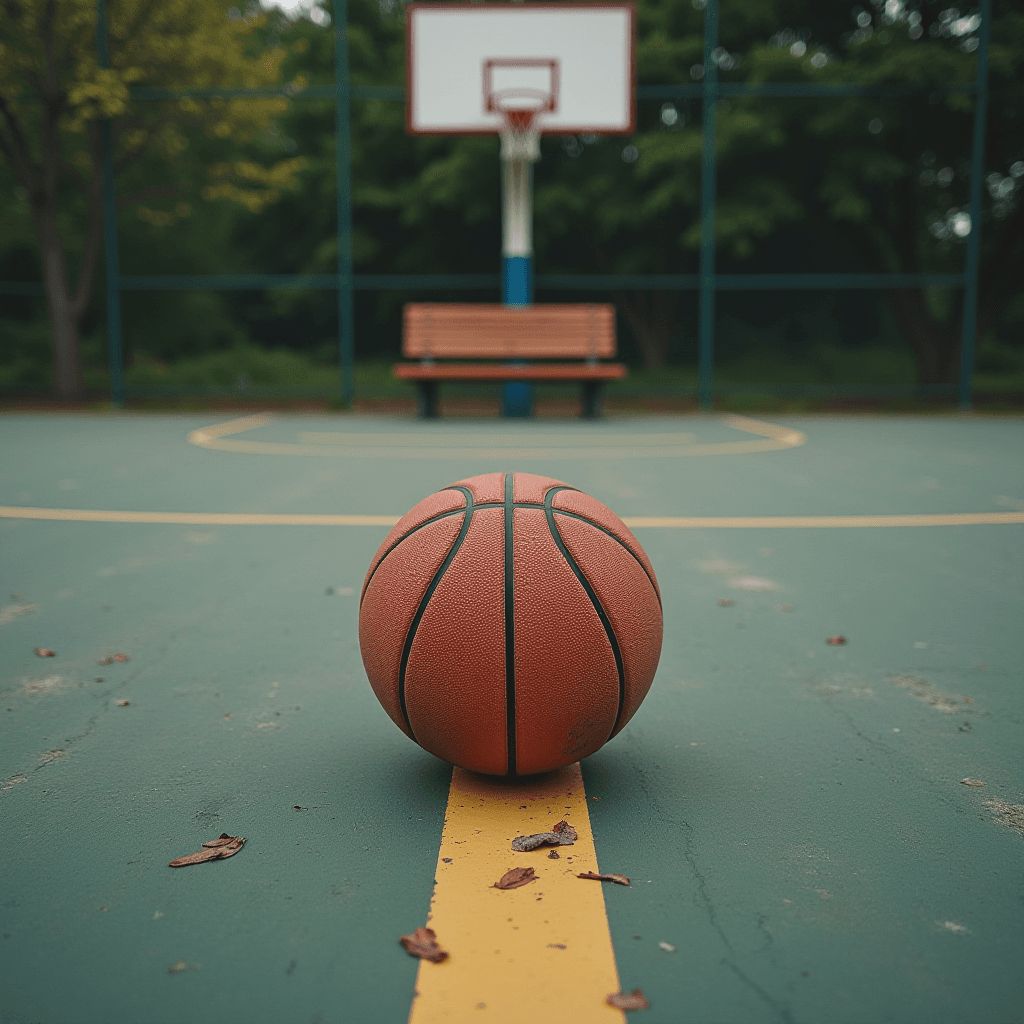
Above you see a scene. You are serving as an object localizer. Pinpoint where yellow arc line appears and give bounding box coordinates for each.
[409,763,626,1023]
[1,507,1022,529]
[186,412,808,458]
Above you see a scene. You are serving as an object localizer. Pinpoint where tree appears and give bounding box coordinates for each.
[621,0,1023,380]
[0,0,305,396]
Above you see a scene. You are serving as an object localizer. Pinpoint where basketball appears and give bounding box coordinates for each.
[358,472,662,776]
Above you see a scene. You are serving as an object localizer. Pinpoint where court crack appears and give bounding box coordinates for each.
[630,762,733,956]
[723,958,799,1024]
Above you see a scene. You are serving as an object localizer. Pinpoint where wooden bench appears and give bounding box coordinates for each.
[394,303,626,418]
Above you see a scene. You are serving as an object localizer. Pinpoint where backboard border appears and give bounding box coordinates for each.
[405,2,636,137]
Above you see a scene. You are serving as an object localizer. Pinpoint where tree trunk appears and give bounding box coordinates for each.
[611,290,680,370]
[883,288,961,385]
[34,201,84,397]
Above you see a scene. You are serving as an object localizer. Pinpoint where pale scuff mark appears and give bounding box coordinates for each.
[983,799,1024,835]
[891,674,966,713]
[0,602,38,626]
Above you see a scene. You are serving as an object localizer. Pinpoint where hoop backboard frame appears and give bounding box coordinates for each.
[406,2,636,137]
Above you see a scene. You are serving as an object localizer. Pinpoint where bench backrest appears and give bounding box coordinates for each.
[403,304,616,360]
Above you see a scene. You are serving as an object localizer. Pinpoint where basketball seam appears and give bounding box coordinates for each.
[360,495,570,605]
[360,506,466,606]
[360,495,658,612]
[504,474,516,777]
[544,486,627,742]
[396,486,475,741]
[552,509,661,608]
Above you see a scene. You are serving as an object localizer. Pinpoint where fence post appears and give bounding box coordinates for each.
[958,0,991,413]
[335,0,355,407]
[698,0,718,412]
[96,0,124,409]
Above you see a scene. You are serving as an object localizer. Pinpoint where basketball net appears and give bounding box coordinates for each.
[499,106,541,163]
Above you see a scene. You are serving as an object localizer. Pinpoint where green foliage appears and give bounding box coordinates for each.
[1,0,1022,390]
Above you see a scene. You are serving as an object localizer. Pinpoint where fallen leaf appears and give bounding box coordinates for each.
[826,636,847,646]
[959,778,985,788]
[511,819,577,852]
[578,871,630,886]
[552,819,577,841]
[115,699,129,707]
[400,926,448,963]
[169,833,246,867]
[442,857,452,863]
[607,988,649,1010]
[98,653,130,665]
[493,866,537,890]
[547,943,566,949]
[717,598,734,607]
[34,648,56,657]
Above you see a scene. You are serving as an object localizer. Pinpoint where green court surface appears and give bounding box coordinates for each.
[1,411,1022,1024]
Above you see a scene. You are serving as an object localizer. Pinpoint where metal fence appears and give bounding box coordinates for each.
[0,0,991,410]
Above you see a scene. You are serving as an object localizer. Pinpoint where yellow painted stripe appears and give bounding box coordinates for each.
[186,412,808,458]
[0,508,398,526]
[623,512,1024,529]
[409,763,624,1024]
[1,507,1021,529]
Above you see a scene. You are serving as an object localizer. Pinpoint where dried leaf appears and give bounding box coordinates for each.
[493,866,537,890]
[114,699,129,707]
[607,988,649,1010]
[34,648,56,657]
[169,833,246,867]
[826,636,847,646]
[511,820,577,851]
[960,778,985,788]
[99,653,130,665]
[400,926,448,963]
[552,820,577,841]
[578,870,630,886]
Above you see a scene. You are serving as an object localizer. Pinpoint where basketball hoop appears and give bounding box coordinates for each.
[493,91,545,162]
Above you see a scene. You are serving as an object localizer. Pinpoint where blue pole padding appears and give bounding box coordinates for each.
[503,255,532,307]
[502,255,533,416]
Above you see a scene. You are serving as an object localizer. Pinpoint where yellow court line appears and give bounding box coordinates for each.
[624,512,1024,529]
[186,412,807,458]
[1,507,1022,529]
[0,508,397,526]
[409,763,625,1024]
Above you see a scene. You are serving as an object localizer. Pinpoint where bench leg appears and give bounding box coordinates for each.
[502,382,534,418]
[417,381,439,419]
[581,381,603,419]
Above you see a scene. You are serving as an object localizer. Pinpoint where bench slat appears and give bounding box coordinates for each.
[403,303,615,359]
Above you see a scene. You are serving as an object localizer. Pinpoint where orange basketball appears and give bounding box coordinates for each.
[358,472,663,776]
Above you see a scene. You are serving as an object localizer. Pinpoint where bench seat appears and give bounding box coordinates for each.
[396,303,625,417]
[394,362,626,381]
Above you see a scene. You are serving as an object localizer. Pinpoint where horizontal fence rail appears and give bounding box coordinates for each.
[0,0,990,410]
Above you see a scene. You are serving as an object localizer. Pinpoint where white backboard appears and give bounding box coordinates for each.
[406,3,635,136]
